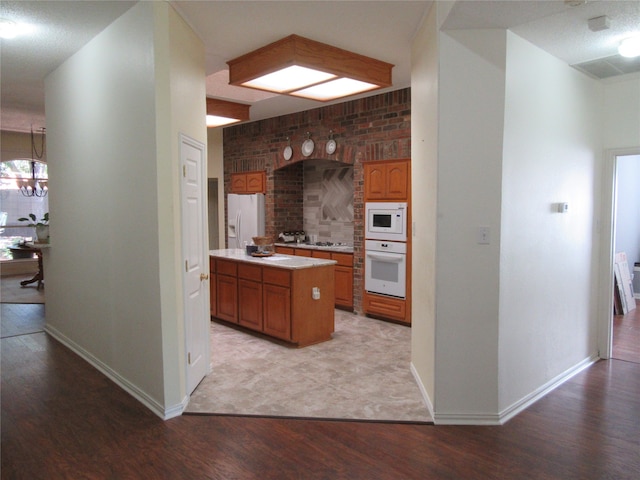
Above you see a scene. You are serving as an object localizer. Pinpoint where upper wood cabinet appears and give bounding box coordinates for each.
[231,171,266,194]
[364,159,409,201]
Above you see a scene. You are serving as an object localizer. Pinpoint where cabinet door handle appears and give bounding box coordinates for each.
[200,273,209,281]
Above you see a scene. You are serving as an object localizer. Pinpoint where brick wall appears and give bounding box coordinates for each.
[223,87,411,314]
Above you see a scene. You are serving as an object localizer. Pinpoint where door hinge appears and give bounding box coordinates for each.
[185,260,188,272]
[183,165,186,177]
[188,352,191,365]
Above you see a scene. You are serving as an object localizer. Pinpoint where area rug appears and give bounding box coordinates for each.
[0,275,45,304]
[185,311,432,423]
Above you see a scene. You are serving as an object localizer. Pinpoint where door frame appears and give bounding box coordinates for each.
[598,146,640,359]
[179,133,211,396]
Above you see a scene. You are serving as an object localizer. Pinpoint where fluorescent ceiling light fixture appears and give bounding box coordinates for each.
[0,18,33,39]
[206,98,250,128]
[618,36,640,58]
[243,66,336,93]
[291,78,379,102]
[206,115,242,127]
[227,34,393,102]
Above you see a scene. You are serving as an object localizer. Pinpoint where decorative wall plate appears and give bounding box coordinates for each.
[326,138,337,155]
[301,138,315,157]
[283,145,293,160]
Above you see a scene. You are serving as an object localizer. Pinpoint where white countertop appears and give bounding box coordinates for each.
[274,242,354,254]
[209,249,336,269]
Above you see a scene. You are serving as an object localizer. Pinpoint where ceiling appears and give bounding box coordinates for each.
[1,0,639,133]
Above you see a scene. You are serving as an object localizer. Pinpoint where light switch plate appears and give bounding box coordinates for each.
[477,226,490,245]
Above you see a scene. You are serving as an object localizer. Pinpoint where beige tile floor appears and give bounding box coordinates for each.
[185,310,432,422]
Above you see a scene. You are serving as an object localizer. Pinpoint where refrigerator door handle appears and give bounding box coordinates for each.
[236,211,241,248]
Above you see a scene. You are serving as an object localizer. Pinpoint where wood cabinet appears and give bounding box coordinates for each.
[274,246,295,255]
[263,268,291,341]
[210,255,334,347]
[364,159,409,201]
[275,246,354,310]
[311,250,353,310]
[363,291,408,325]
[209,257,216,316]
[230,171,265,194]
[216,260,238,323]
[238,263,263,331]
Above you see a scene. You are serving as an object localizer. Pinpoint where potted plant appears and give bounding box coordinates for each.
[18,212,49,243]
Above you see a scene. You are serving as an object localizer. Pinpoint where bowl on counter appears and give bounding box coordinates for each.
[251,236,274,256]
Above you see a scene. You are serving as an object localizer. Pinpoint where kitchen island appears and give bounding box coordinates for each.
[209,249,336,347]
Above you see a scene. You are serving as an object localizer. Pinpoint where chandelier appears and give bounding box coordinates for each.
[18,126,47,197]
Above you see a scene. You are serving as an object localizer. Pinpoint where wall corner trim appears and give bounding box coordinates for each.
[410,362,434,421]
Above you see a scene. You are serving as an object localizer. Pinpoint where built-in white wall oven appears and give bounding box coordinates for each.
[365,202,407,242]
[365,240,407,299]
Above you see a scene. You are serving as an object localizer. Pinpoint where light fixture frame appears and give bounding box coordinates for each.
[227,34,393,101]
[206,97,250,127]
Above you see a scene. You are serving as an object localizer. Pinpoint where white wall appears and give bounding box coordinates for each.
[499,32,603,413]
[434,29,506,421]
[158,2,207,412]
[412,20,604,423]
[44,2,205,418]
[207,127,225,249]
[603,73,640,150]
[615,155,640,272]
[410,1,439,414]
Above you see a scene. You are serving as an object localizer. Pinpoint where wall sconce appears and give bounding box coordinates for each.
[206,98,250,127]
[227,34,393,102]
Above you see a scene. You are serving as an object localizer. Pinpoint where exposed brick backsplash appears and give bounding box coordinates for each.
[223,87,411,314]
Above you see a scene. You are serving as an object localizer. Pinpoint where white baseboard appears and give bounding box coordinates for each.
[431,354,599,425]
[409,362,434,421]
[45,324,185,420]
[497,354,599,424]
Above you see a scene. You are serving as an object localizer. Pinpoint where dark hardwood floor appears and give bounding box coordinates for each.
[613,299,640,363]
[2,304,639,479]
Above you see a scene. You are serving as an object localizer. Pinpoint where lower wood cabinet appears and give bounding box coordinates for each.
[238,279,263,330]
[263,283,291,340]
[210,256,334,347]
[209,258,216,316]
[310,250,353,310]
[275,246,354,311]
[216,274,238,323]
[237,263,263,330]
[362,291,408,325]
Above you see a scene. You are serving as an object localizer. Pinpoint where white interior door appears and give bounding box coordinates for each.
[180,134,210,395]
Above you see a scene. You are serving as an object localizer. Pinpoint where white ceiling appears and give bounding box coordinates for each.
[1,0,639,133]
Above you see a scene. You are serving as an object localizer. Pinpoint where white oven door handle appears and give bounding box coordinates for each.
[366,252,404,263]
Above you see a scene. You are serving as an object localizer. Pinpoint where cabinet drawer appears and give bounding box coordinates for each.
[332,252,353,267]
[295,249,312,257]
[238,263,262,281]
[312,250,332,260]
[364,293,406,321]
[263,267,291,287]
[275,246,295,255]
[217,259,237,277]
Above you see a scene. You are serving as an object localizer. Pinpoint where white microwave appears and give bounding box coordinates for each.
[365,202,407,241]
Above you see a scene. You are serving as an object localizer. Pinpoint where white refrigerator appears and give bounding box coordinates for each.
[227,193,265,248]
